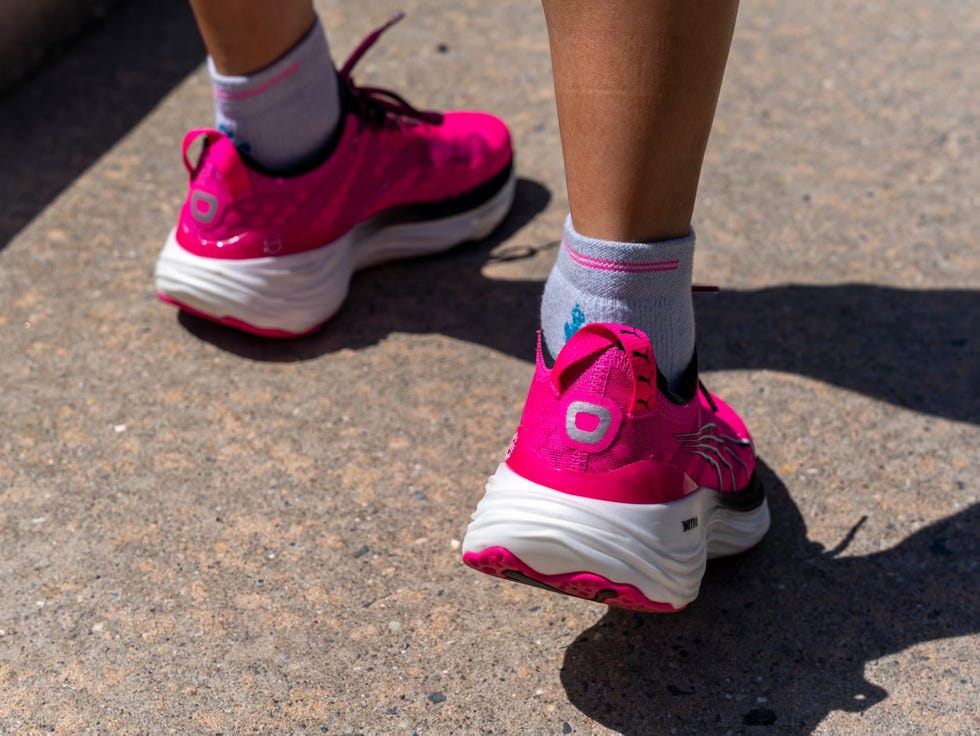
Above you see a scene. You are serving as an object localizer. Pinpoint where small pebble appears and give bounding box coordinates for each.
[114,424,126,433]
[449,539,461,551]
[427,692,446,704]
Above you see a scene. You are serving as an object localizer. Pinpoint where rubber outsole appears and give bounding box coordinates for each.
[156,294,326,338]
[462,546,684,613]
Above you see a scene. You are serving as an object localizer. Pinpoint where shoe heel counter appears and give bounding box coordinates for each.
[503,323,698,503]
[506,327,654,479]
[176,131,255,256]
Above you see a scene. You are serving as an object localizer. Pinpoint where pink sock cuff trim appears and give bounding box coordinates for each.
[562,239,679,273]
[212,62,302,102]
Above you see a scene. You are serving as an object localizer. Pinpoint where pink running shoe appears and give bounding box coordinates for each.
[155,15,514,337]
[462,323,770,612]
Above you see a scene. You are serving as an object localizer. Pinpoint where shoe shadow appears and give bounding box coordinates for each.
[0,0,203,251]
[559,460,979,735]
[696,285,980,425]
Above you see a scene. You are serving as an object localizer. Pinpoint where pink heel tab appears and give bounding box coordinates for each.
[181,128,221,175]
[534,330,546,369]
[181,128,252,196]
[551,323,658,415]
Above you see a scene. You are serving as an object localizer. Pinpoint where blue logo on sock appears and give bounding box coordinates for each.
[564,304,586,341]
[218,123,251,154]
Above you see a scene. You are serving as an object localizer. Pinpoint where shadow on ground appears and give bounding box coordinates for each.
[0,0,203,250]
[560,461,979,735]
[179,228,979,425]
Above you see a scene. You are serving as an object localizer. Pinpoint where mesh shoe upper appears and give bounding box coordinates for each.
[505,323,756,504]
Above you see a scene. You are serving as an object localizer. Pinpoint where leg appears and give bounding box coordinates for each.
[463,1,770,613]
[188,0,316,75]
[543,0,738,243]
[539,0,738,383]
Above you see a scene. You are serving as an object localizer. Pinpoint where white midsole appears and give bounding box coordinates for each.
[462,463,770,609]
[155,172,516,333]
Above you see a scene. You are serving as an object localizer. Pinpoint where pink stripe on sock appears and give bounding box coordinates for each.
[563,239,679,273]
[214,62,302,101]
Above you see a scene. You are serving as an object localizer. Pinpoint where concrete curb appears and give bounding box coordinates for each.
[0,0,119,93]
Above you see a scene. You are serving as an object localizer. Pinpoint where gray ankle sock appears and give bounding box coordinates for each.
[541,215,696,386]
[209,17,341,171]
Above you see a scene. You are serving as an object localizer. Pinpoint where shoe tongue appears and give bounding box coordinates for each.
[551,323,658,414]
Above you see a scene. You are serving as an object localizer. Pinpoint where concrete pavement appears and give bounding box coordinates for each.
[1,0,977,733]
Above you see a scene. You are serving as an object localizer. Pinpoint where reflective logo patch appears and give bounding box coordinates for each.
[560,393,621,452]
[190,190,219,224]
[565,401,613,446]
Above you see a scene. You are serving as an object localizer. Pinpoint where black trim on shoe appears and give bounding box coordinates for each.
[717,470,766,511]
[699,379,720,413]
[363,158,515,228]
[656,350,700,405]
